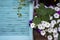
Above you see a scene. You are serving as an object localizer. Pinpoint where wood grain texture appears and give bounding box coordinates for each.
[33,29,48,40]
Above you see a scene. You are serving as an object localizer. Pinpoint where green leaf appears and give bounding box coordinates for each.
[17,13,22,17]
[18,7,22,9]
[20,0,25,2]
[33,17,41,25]
[21,4,26,6]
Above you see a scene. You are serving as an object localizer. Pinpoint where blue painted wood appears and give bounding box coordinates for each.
[0,0,33,40]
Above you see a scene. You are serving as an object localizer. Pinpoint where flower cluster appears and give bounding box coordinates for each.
[30,3,60,40]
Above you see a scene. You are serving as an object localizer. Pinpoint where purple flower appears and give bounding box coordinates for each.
[57,10,60,15]
[29,20,33,26]
[29,20,33,23]
[37,29,42,33]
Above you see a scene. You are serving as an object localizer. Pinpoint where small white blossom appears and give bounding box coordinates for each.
[49,16,53,20]
[49,6,54,9]
[37,4,40,7]
[36,6,39,8]
[41,21,47,27]
[40,30,46,36]
[53,28,58,33]
[46,23,50,28]
[50,23,54,28]
[34,4,39,8]
[54,13,59,18]
[41,21,50,28]
[47,35,53,40]
[42,26,45,29]
[34,6,39,8]
[51,20,56,25]
[30,23,35,28]
[48,28,53,33]
[38,24,45,29]
[59,24,60,27]
[44,6,48,8]
[57,19,60,23]
[54,7,60,11]
[35,16,37,18]
[54,37,58,40]
[57,24,60,31]
[57,3,60,7]
[58,26,60,32]
[53,33,58,38]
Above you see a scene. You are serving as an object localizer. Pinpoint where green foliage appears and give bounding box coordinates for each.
[20,0,25,2]
[17,0,26,17]
[17,13,22,17]
[36,3,55,16]
[33,3,56,24]
[21,4,26,6]
[18,7,22,9]
[39,3,45,8]
[33,17,41,25]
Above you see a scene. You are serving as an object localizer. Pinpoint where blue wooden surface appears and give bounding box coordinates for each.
[0,0,33,40]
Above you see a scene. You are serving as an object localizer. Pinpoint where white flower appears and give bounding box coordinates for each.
[44,6,48,8]
[51,20,56,25]
[38,24,45,29]
[40,30,46,36]
[57,3,60,7]
[37,4,40,6]
[49,6,54,9]
[48,28,53,33]
[41,21,50,28]
[35,6,39,8]
[41,21,47,27]
[35,16,37,18]
[54,13,59,18]
[30,23,35,28]
[59,24,60,27]
[57,19,60,23]
[34,4,39,8]
[54,7,60,11]
[50,23,54,28]
[53,33,58,38]
[58,26,60,32]
[46,22,50,28]
[53,28,58,33]
[49,16,53,20]
[47,35,53,40]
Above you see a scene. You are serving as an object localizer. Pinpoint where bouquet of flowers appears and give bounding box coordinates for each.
[30,3,60,40]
